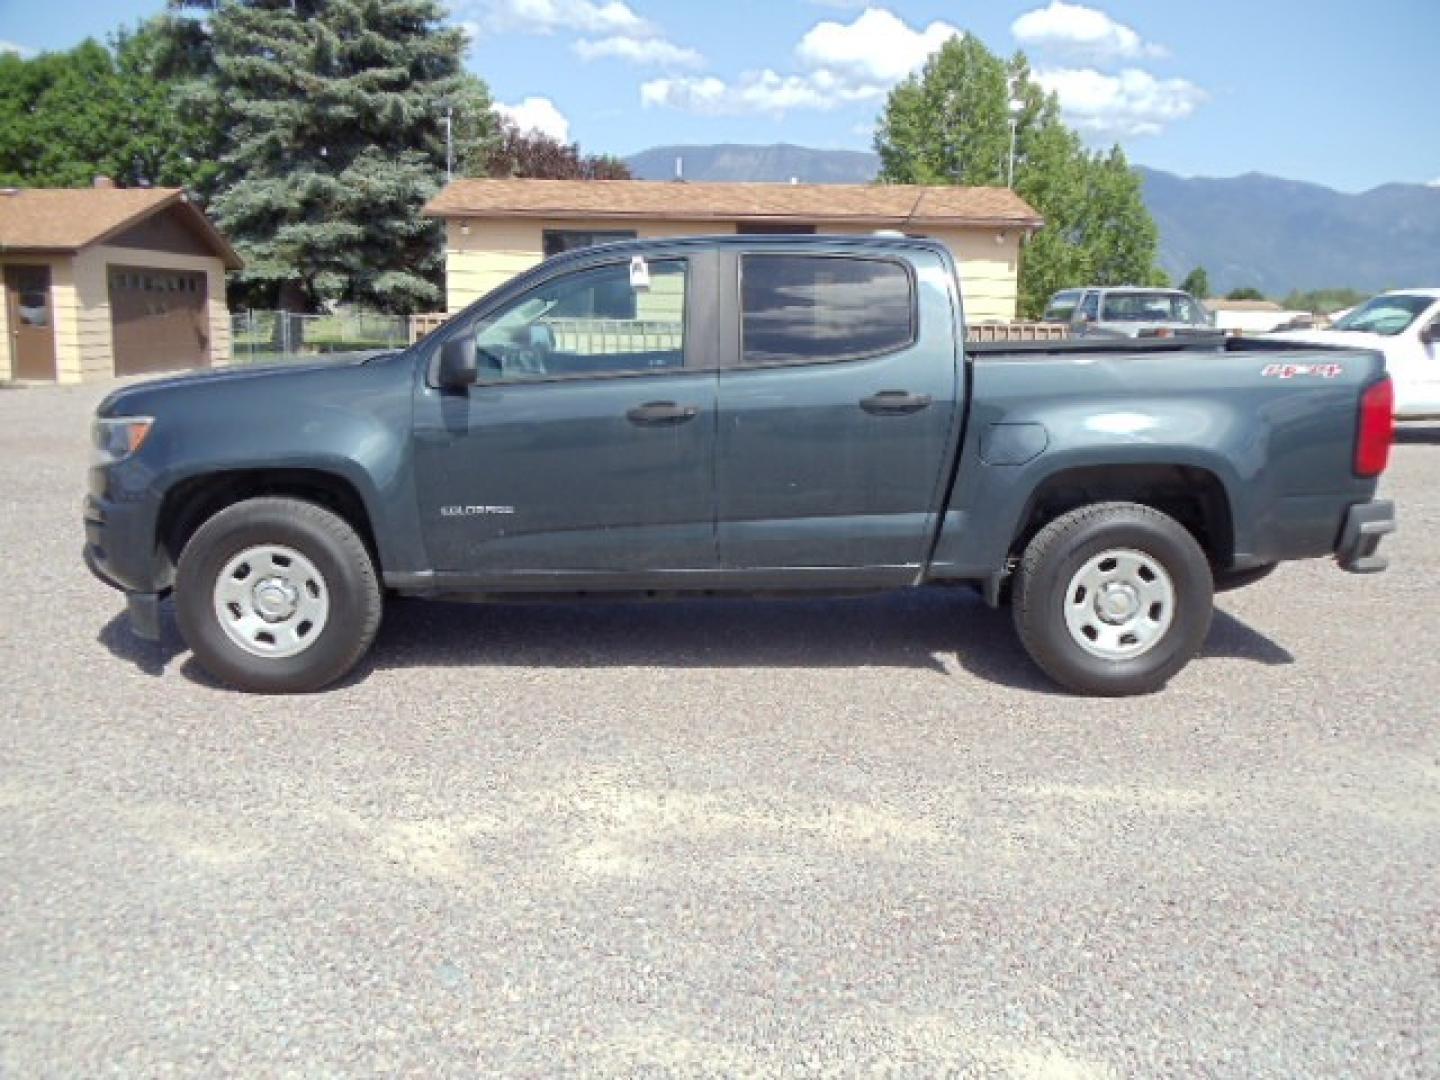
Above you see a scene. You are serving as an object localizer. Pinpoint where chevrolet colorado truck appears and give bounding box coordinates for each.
[85,235,1396,696]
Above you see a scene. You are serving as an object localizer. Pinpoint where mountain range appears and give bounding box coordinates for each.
[625,144,1440,296]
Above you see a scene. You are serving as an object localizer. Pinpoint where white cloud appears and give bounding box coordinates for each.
[642,68,888,115]
[494,96,571,142]
[644,8,958,117]
[1012,2,1164,62]
[797,8,960,84]
[468,0,653,38]
[573,35,703,68]
[1034,67,1205,137]
[467,1,700,72]
[0,39,35,58]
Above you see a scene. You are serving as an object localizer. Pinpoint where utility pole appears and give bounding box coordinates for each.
[444,105,454,181]
[1007,97,1023,189]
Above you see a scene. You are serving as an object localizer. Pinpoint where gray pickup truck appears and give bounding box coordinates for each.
[85,235,1396,696]
[1044,286,1216,339]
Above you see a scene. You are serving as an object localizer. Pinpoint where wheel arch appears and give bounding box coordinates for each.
[157,466,382,573]
[1008,463,1236,568]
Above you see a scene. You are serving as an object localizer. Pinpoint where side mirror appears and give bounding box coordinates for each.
[437,335,477,389]
[1421,321,1440,345]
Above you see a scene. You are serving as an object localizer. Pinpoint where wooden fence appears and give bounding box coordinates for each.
[410,313,1069,347]
[410,313,449,342]
[965,322,1070,343]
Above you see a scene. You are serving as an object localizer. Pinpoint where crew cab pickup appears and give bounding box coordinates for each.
[85,235,1396,696]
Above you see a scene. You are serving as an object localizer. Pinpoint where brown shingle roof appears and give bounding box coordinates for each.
[0,187,241,268]
[424,178,1043,229]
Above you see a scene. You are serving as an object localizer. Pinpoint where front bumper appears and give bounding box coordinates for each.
[84,489,168,591]
[1336,499,1395,573]
[84,491,170,641]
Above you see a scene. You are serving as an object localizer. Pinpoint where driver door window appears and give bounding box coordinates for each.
[473,259,687,382]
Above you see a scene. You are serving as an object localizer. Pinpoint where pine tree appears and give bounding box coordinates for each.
[875,37,1163,318]
[169,0,494,313]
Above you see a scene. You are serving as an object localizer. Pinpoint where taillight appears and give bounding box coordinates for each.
[1355,377,1394,478]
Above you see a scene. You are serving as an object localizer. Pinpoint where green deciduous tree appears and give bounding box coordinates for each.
[0,26,217,193]
[1179,266,1210,299]
[1225,286,1266,301]
[168,0,495,313]
[875,37,1164,318]
[1281,287,1368,314]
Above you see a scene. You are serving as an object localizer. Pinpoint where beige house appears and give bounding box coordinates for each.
[423,178,1042,323]
[0,184,241,383]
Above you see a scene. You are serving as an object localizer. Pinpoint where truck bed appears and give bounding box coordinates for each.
[968,333,1355,359]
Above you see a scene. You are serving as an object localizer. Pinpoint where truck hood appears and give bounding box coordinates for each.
[97,352,396,418]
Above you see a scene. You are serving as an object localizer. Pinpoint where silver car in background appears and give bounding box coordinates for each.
[1045,287,1217,339]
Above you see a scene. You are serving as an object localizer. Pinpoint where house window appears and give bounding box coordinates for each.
[736,222,817,235]
[542,229,637,258]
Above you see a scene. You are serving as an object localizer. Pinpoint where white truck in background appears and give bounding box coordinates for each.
[1268,289,1440,420]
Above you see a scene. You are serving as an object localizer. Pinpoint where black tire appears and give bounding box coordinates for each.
[1012,502,1213,696]
[174,497,382,693]
[1212,562,1278,593]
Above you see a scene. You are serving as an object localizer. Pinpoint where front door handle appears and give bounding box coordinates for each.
[626,400,699,425]
[860,390,933,415]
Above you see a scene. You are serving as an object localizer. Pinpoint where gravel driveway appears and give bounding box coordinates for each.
[1,379,1436,1077]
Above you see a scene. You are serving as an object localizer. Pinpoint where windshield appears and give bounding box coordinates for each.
[1332,294,1435,336]
[1044,290,1080,321]
[1100,291,1207,324]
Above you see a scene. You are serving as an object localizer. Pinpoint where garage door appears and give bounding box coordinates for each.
[108,266,210,376]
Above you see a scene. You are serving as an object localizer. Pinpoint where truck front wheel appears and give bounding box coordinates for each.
[1012,502,1214,696]
[174,497,382,693]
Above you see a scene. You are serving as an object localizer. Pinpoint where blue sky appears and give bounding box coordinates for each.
[2,0,1435,193]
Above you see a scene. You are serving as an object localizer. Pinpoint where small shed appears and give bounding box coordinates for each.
[423,178,1043,324]
[1204,298,1309,335]
[0,184,241,383]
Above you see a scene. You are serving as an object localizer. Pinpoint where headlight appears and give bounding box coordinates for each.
[92,417,153,465]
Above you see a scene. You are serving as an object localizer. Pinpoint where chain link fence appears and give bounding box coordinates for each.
[231,311,410,364]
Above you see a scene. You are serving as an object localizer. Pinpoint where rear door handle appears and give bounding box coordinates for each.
[860,390,933,415]
[626,400,699,425]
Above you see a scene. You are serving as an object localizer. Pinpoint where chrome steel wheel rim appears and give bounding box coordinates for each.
[1062,547,1175,661]
[212,544,329,659]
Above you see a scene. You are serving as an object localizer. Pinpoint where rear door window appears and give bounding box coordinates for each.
[740,255,914,366]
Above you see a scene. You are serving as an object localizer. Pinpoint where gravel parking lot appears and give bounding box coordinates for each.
[1,378,1437,1077]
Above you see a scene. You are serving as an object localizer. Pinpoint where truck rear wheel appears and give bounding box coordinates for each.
[174,497,382,693]
[1012,502,1213,696]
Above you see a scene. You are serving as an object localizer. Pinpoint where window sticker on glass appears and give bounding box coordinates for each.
[629,256,650,291]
